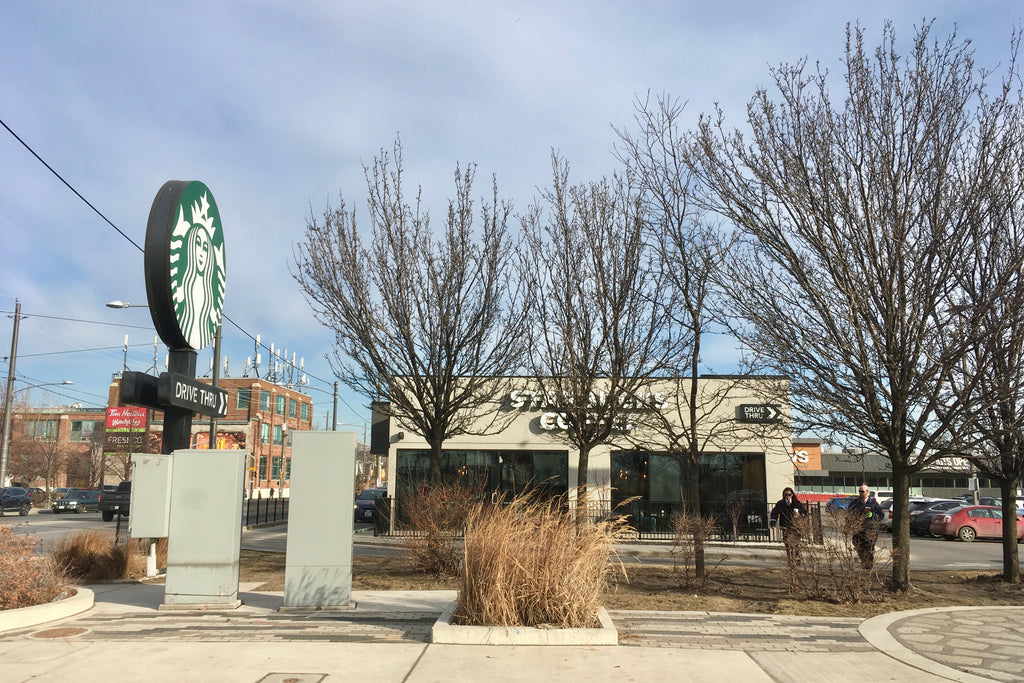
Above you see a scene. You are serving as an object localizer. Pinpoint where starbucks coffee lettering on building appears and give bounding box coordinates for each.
[508,387,669,432]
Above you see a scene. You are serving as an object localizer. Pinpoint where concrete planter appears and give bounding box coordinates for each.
[431,601,618,646]
[0,587,94,633]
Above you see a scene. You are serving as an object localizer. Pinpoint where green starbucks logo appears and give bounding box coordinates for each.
[167,183,226,350]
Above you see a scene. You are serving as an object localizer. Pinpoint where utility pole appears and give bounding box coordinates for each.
[0,301,22,487]
[208,323,222,448]
[333,381,338,431]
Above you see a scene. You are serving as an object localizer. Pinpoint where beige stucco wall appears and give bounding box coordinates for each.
[385,376,793,507]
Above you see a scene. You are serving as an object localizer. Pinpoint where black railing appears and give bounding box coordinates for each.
[242,496,289,527]
[373,496,822,544]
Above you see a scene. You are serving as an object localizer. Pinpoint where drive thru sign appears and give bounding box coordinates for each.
[736,404,782,423]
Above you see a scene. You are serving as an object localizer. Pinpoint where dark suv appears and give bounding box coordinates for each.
[0,486,33,516]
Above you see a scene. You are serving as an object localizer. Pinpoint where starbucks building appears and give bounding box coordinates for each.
[380,376,793,536]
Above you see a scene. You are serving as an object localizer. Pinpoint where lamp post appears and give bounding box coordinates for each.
[0,379,74,487]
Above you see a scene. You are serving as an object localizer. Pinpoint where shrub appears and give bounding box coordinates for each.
[402,481,485,577]
[49,530,167,582]
[455,492,628,628]
[783,510,888,603]
[669,510,720,591]
[0,525,68,610]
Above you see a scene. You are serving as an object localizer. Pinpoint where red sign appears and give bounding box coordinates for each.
[106,406,148,431]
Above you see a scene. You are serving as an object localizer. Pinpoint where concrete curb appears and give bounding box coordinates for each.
[431,601,618,646]
[0,587,94,633]
[859,606,1006,683]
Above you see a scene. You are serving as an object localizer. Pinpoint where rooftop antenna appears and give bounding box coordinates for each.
[243,356,251,378]
[122,334,129,372]
[254,335,262,378]
[147,336,159,374]
[222,356,230,378]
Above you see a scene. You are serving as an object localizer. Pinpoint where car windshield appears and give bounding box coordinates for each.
[356,490,383,501]
[70,491,92,500]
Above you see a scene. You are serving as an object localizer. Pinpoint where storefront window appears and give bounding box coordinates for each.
[396,449,569,514]
[611,450,767,529]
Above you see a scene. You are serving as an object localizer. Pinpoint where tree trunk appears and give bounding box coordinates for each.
[891,467,912,592]
[999,478,1020,583]
[429,440,442,485]
[686,457,705,579]
[576,442,590,504]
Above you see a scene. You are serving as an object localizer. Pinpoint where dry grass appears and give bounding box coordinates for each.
[0,526,69,610]
[454,494,629,628]
[49,530,167,583]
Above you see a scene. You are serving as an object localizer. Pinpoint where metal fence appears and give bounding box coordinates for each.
[373,496,822,544]
[242,497,289,527]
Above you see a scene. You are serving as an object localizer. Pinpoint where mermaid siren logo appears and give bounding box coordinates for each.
[169,190,225,349]
[145,180,226,352]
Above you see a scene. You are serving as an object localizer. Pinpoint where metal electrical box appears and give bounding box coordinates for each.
[129,452,173,538]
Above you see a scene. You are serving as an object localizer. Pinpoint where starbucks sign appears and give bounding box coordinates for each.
[145,180,227,350]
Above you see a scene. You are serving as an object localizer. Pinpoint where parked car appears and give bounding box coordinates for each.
[0,486,33,516]
[930,505,1024,542]
[873,491,893,507]
[908,500,963,536]
[51,489,103,514]
[354,487,387,522]
[825,496,855,512]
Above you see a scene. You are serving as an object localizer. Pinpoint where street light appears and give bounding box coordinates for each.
[0,379,74,487]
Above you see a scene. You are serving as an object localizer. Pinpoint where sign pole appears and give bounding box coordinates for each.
[162,349,197,454]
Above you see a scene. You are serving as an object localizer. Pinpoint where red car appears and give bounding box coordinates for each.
[929,505,1024,542]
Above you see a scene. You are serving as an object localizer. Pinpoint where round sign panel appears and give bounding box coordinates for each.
[145,180,227,351]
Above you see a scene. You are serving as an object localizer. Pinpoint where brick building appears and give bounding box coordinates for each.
[6,405,106,489]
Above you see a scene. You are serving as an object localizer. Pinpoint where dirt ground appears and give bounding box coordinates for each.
[239,550,1024,618]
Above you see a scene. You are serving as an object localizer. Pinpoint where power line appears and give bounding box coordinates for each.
[0,119,357,415]
[16,343,155,358]
[0,117,144,253]
[0,310,152,330]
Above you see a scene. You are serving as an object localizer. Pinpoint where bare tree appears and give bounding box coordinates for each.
[12,431,69,493]
[953,96,1024,582]
[685,22,1022,591]
[614,94,785,577]
[519,153,679,508]
[293,138,526,483]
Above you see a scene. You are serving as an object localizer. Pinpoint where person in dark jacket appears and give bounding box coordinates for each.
[770,487,807,565]
[847,484,884,569]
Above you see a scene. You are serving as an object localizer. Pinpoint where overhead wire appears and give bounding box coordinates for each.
[1,118,358,416]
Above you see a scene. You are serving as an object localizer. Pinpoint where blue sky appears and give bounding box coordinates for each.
[1,1,1020,430]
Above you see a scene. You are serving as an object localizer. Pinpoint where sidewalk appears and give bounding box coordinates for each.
[1,582,1019,683]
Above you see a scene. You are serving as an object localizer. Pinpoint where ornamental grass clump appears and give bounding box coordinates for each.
[50,530,167,582]
[0,525,68,610]
[455,492,629,628]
